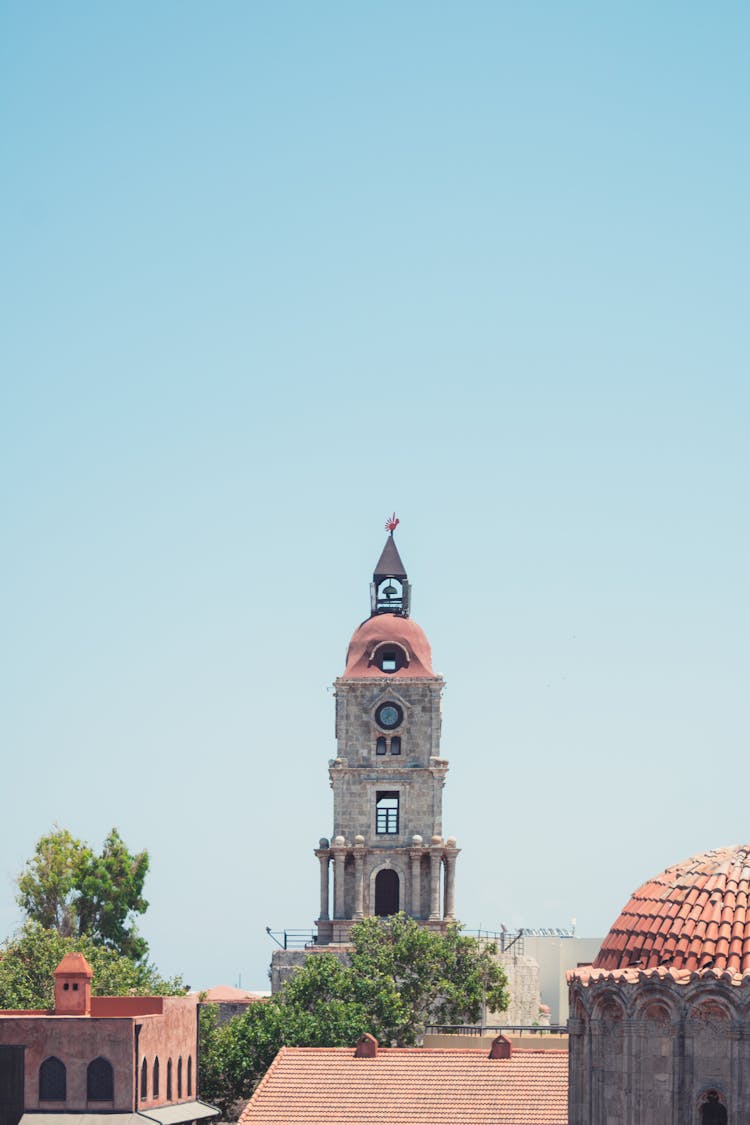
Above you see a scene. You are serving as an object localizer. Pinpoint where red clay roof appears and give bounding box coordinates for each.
[594,844,750,974]
[238,1046,568,1124]
[342,613,435,678]
[54,952,93,977]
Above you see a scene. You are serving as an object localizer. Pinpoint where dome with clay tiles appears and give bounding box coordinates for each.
[594,844,750,974]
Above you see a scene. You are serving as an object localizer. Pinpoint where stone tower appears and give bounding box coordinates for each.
[315,523,459,945]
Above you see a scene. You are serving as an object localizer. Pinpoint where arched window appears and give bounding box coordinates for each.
[140,1059,148,1101]
[701,1091,728,1125]
[375,868,399,915]
[153,1057,160,1098]
[390,736,401,755]
[167,1058,173,1100]
[39,1057,66,1101]
[177,1057,183,1099]
[187,1056,192,1096]
[376,737,386,755]
[87,1057,114,1102]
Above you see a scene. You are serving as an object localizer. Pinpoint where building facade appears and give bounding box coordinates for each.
[0,953,216,1125]
[568,845,750,1124]
[314,526,459,945]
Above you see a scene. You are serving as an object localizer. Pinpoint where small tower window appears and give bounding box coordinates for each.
[376,737,387,755]
[177,1057,183,1099]
[187,1056,193,1097]
[167,1059,173,1100]
[376,791,399,834]
[140,1059,147,1100]
[390,736,401,755]
[153,1057,160,1099]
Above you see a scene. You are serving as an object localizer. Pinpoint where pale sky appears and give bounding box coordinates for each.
[2,1,748,990]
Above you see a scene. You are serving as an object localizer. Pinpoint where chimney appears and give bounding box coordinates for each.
[53,952,93,1016]
[354,1033,378,1058]
[488,1034,512,1059]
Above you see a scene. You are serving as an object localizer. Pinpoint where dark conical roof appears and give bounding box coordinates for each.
[373,534,407,578]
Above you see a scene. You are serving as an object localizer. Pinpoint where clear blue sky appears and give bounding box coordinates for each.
[2,1,748,990]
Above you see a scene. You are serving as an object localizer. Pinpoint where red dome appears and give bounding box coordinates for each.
[595,845,750,974]
[342,614,435,678]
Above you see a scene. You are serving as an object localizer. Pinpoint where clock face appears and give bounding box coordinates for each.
[376,702,403,730]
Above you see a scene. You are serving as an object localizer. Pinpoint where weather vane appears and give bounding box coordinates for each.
[385,512,400,533]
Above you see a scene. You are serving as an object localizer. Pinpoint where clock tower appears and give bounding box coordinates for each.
[315,519,459,944]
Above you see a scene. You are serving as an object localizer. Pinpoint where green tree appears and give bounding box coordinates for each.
[16,827,149,960]
[198,914,510,1116]
[16,828,91,937]
[0,922,185,1010]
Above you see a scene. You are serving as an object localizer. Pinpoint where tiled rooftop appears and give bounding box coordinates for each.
[594,844,750,974]
[238,1045,568,1124]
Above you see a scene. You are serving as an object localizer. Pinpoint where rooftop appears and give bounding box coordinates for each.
[238,1043,568,1124]
[594,844,750,974]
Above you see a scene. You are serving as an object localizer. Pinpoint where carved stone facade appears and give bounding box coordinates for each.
[568,846,750,1124]
[568,969,743,1124]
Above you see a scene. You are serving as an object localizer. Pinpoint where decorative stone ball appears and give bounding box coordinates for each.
[319,838,330,849]
[355,835,365,846]
[431,835,443,846]
[333,835,346,847]
[446,836,457,847]
[412,834,423,846]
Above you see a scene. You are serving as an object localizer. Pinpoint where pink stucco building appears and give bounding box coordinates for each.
[0,953,217,1125]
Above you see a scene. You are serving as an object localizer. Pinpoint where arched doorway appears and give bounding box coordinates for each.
[375,869,399,916]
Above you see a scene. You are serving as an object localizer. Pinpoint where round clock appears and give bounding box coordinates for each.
[376,702,403,730]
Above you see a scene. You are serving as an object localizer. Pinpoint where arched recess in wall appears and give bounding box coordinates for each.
[375,868,399,915]
[87,1057,114,1102]
[39,1057,66,1101]
[699,1089,728,1124]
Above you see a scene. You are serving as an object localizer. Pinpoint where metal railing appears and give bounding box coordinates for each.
[463,929,525,955]
[425,1024,568,1037]
[265,927,317,950]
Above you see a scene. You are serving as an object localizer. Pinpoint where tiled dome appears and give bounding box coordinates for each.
[343,614,434,678]
[595,845,750,973]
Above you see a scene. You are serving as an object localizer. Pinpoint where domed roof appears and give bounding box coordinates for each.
[595,845,750,974]
[342,613,436,678]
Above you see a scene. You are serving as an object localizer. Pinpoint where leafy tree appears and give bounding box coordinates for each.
[199,914,509,1116]
[16,828,90,937]
[16,827,149,960]
[0,922,185,1010]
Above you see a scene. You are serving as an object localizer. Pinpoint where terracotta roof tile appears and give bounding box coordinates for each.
[594,846,750,974]
[238,1047,568,1125]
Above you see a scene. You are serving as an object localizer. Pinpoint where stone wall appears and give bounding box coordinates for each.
[568,969,749,1124]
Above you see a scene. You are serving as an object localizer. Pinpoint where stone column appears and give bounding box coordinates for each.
[429,837,443,921]
[316,847,330,921]
[353,836,366,919]
[410,836,424,917]
[332,837,347,919]
[443,842,458,920]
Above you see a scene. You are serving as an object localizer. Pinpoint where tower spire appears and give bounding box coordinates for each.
[371,514,410,616]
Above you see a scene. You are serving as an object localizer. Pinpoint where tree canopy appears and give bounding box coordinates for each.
[199,914,509,1116]
[0,922,185,1010]
[16,827,150,960]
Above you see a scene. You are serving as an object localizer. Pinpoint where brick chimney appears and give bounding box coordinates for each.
[354,1033,378,1058]
[53,952,93,1016]
[488,1033,512,1059]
